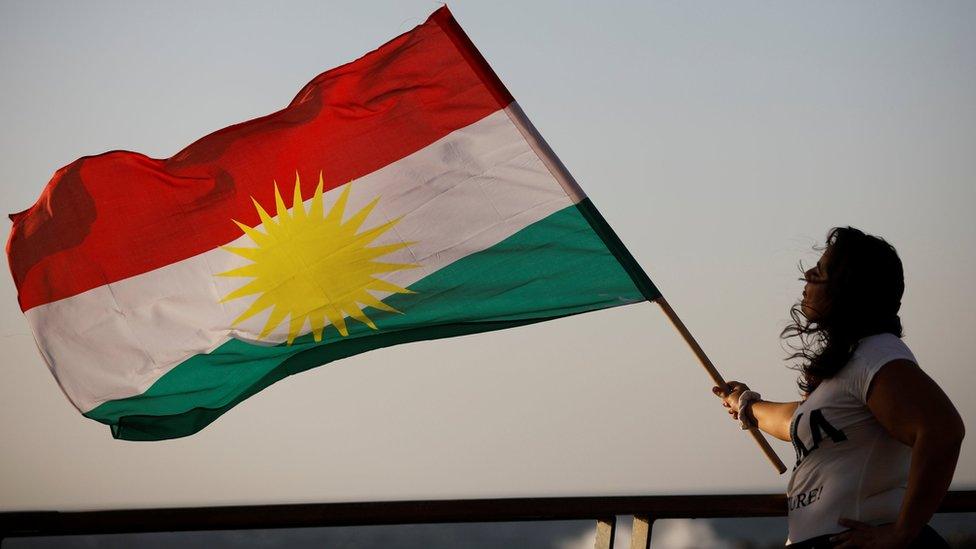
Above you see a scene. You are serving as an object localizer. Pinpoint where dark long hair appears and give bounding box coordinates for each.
[782,227,905,395]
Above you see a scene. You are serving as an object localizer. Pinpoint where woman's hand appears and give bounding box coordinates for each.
[712,381,750,421]
[830,519,914,548]
[712,385,799,441]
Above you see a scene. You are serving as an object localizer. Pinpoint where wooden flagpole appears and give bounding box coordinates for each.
[655,297,787,474]
[499,98,785,474]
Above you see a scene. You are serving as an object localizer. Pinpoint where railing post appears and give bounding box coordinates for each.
[629,515,652,549]
[594,516,616,549]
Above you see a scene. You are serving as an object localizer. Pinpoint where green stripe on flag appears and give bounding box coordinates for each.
[85,202,658,440]
[575,198,660,301]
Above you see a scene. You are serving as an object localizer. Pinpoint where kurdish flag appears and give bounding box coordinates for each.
[7,7,659,441]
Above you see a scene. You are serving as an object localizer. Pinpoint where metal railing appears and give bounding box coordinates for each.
[2,491,974,547]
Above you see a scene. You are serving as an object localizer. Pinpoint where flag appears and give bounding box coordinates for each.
[6,7,660,441]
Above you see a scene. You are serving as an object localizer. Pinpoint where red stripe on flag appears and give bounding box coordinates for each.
[431,7,514,108]
[8,7,514,311]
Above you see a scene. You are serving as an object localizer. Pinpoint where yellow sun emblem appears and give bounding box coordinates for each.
[218,172,416,345]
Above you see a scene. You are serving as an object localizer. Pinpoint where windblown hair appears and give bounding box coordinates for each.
[782,227,905,395]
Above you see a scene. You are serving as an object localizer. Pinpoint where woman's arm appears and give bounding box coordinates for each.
[712,382,800,441]
[833,359,965,548]
[749,399,800,441]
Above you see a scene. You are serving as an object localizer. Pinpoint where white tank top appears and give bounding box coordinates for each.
[786,333,916,545]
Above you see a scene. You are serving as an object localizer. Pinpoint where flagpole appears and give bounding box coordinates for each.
[501,99,785,474]
[655,297,788,474]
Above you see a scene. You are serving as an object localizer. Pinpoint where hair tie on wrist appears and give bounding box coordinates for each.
[737,390,762,430]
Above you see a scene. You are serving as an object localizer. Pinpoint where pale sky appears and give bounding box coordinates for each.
[1,0,974,511]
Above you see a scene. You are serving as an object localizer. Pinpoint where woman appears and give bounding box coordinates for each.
[713,227,964,548]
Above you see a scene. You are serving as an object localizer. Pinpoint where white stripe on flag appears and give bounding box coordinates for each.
[27,108,580,412]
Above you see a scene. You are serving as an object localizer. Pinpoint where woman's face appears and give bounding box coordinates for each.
[802,249,831,322]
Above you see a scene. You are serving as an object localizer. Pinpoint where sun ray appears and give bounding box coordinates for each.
[342,301,376,330]
[233,220,273,247]
[310,174,324,219]
[260,305,289,339]
[369,261,420,273]
[326,183,351,224]
[221,279,266,302]
[291,173,306,221]
[218,173,415,345]
[287,314,305,345]
[231,293,275,325]
[349,216,406,246]
[360,241,415,260]
[343,196,380,233]
[273,182,288,218]
[251,196,276,228]
[221,246,261,261]
[368,278,415,295]
[309,312,326,342]
[358,292,402,314]
[216,264,262,278]
[322,304,348,337]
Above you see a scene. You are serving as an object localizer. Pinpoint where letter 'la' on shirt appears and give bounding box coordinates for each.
[786,333,917,545]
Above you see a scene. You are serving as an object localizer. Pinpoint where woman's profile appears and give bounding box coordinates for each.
[713,227,965,548]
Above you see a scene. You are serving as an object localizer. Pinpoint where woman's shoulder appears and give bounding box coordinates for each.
[853,333,915,363]
[838,333,918,401]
